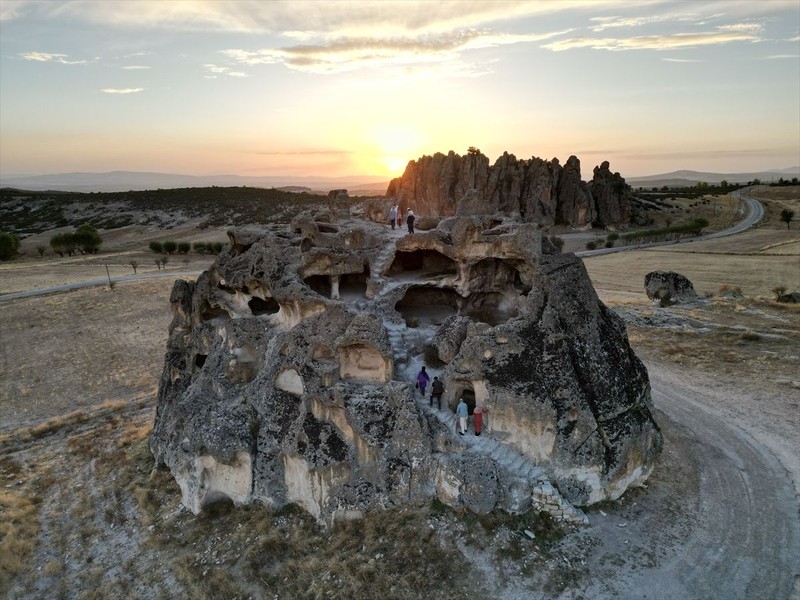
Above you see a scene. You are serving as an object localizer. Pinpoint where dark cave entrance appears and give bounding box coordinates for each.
[452,381,476,415]
[304,275,331,298]
[248,296,280,316]
[340,265,370,299]
[201,302,230,324]
[395,285,460,328]
[388,249,457,277]
[462,292,518,326]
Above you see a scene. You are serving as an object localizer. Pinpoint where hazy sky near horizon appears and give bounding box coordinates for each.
[1,0,798,180]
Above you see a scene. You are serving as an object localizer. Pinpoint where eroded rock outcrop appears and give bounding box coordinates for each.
[384,151,632,228]
[151,206,661,525]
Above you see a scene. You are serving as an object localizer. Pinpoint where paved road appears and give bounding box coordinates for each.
[0,270,203,302]
[0,189,764,302]
[576,187,764,257]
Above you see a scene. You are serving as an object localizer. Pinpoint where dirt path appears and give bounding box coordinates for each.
[568,362,800,599]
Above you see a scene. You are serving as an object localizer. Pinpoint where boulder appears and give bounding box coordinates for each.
[644,271,697,305]
[778,291,800,303]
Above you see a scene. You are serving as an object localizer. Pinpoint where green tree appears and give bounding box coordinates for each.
[772,285,787,300]
[212,242,224,253]
[177,241,191,254]
[0,232,21,260]
[149,241,163,253]
[780,209,794,230]
[163,240,177,254]
[192,242,206,253]
[73,224,102,254]
[50,232,76,257]
[36,245,47,258]
[129,260,139,274]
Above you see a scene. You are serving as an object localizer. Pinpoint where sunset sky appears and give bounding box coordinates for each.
[1,0,798,181]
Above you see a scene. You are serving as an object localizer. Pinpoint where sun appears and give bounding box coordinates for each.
[367,125,424,176]
[384,155,409,174]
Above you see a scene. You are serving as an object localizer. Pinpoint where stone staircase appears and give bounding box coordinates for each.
[412,394,587,524]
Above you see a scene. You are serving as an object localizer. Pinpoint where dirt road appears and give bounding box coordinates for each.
[568,362,800,599]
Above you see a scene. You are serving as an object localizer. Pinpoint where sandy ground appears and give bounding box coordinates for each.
[1,207,799,598]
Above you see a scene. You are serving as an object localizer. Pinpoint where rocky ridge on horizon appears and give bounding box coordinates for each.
[384,151,633,228]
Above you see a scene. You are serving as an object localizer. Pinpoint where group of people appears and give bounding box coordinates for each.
[388,204,415,233]
[416,366,486,436]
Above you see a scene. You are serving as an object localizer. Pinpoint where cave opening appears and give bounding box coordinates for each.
[452,382,476,414]
[340,265,370,299]
[395,285,460,328]
[248,296,280,316]
[388,249,457,278]
[194,354,207,368]
[462,292,518,326]
[201,303,230,324]
[304,275,331,298]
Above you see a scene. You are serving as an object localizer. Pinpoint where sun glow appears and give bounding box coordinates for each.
[367,125,425,176]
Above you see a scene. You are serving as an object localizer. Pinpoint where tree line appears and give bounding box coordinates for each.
[149,240,225,255]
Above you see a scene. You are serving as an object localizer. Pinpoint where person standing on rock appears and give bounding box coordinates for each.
[456,397,468,435]
[430,376,444,409]
[406,209,415,233]
[416,366,430,396]
[389,204,398,230]
[473,404,483,436]
[397,208,403,229]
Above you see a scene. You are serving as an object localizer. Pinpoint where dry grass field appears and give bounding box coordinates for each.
[0,188,798,598]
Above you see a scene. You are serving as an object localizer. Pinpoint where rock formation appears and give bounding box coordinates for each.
[151,202,662,526]
[645,271,697,305]
[382,151,633,228]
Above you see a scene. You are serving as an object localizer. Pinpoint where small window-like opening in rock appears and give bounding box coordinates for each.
[318,224,338,233]
[388,249,457,278]
[514,270,531,296]
[249,296,280,316]
[453,383,476,414]
[218,283,236,294]
[194,354,207,368]
[340,265,370,299]
[463,292,518,326]
[201,494,235,515]
[300,238,313,253]
[396,285,460,328]
[304,275,331,298]
[201,303,230,323]
[471,258,517,291]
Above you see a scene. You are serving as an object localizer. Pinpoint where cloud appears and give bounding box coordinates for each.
[661,58,702,63]
[764,54,799,59]
[0,1,593,35]
[203,63,249,77]
[101,87,143,94]
[254,149,352,156]
[221,28,571,74]
[20,51,86,64]
[122,65,150,70]
[542,29,761,52]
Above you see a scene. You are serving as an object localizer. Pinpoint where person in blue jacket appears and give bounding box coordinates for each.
[456,397,469,435]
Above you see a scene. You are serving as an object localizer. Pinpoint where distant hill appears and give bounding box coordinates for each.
[0,170,389,195]
[627,167,800,188]
[2,167,797,195]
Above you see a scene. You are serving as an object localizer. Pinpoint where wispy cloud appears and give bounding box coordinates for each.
[20,51,86,64]
[122,65,150,70]
[542,28,761,52]
[101,87,143,94]
[221,28,570,75]
[254,149,352,156]
[661,58,702,63]
[764,54,799,60]
[202,63,248,77]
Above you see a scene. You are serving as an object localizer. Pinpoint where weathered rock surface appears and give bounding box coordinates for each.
[645,271,697,305]
[383,150,632,228]
[151,206,661,525]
